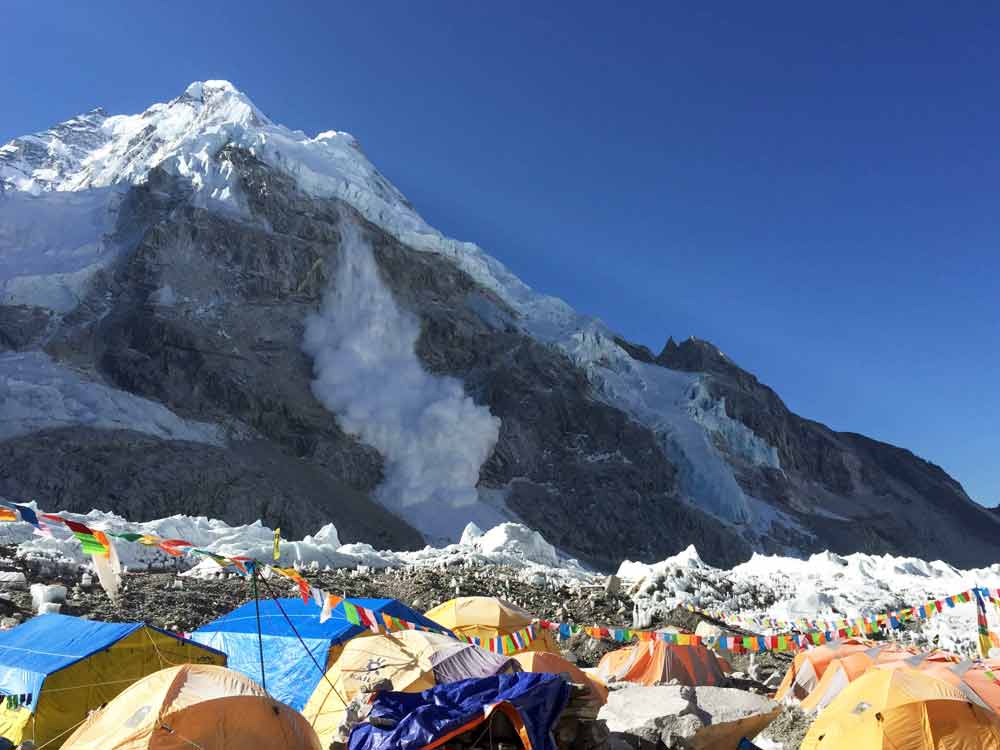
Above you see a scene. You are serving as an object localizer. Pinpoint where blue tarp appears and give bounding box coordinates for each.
[191,597,450,710]
[349,673,571,750]
[0,614,140,710]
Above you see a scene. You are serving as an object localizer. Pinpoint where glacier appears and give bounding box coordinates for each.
[3,500,995,655]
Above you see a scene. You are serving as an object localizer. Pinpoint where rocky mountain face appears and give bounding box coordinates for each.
[1,82,995,569]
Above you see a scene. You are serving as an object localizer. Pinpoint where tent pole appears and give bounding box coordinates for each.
[252,564,267,693]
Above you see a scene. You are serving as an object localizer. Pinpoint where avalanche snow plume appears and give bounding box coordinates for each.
[303,220,501,541]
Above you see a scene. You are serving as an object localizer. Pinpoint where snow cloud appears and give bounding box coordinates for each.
[303,220,501,539]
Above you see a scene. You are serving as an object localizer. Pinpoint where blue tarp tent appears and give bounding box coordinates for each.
[0,613,226,747]
[191,597,451,710]
[349,672,571,750]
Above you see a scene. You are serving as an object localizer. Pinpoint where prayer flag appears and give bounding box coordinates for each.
[342,599,361,626]
[320,594,342,624]
[976,587,992,658]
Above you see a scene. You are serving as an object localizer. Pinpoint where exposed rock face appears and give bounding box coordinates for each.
[2,85,996,569]
[0,305,52,350]
[641,336,1000,567]
[0,427,419,548]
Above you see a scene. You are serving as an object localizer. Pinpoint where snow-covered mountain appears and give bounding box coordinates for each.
[2,80,995,568]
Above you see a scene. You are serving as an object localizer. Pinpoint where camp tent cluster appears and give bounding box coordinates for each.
[774,636,1000,750]
[189,596,450,709]
[0,614,226,749]
[3,585,999,750]
[0,594,630,750]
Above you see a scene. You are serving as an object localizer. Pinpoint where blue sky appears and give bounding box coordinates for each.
[3,2,998,504]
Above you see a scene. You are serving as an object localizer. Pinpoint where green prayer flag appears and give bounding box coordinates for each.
[343,601,361,626]
[109,532,144,542]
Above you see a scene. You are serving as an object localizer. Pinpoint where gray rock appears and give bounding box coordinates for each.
[0,305,53,351]
[599,685,780,750]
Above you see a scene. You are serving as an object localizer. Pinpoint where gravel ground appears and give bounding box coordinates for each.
[757,706,814,750]
[0,554,636,634]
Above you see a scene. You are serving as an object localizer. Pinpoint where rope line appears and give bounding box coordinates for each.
[160,723,206,749]
[143,626,168,670]
[257,575,350,709]
[40,675,148,693]
[34,713,89,749]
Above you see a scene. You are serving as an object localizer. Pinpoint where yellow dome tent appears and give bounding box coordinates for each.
[424,597,558,654]
[801,667,1000,750]
[62,664,322,750]
[303,629,519,747]
[0,614,225,749]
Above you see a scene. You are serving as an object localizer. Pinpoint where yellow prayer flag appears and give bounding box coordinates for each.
[273,527,281,561]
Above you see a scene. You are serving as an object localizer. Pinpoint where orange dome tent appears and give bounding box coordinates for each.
[61,664,321,750]
[513,651,608,705]
[774,638,874,702]
[903,659,1000,715]
[596,639,726,687]
[801,667,1000,750]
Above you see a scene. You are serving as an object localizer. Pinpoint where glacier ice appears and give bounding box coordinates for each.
[0,351,225,445]
[0,187,123,311]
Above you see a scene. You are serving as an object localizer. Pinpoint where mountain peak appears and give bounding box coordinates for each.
[183,79,240,99]
[176,79,270,126]
[656,336,735,374]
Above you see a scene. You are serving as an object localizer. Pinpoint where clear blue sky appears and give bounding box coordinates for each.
[3,2,998,504]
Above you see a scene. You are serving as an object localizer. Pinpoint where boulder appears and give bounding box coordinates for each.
[598,685,779,750]
[30,583,66,613]
[0,572,26,590]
